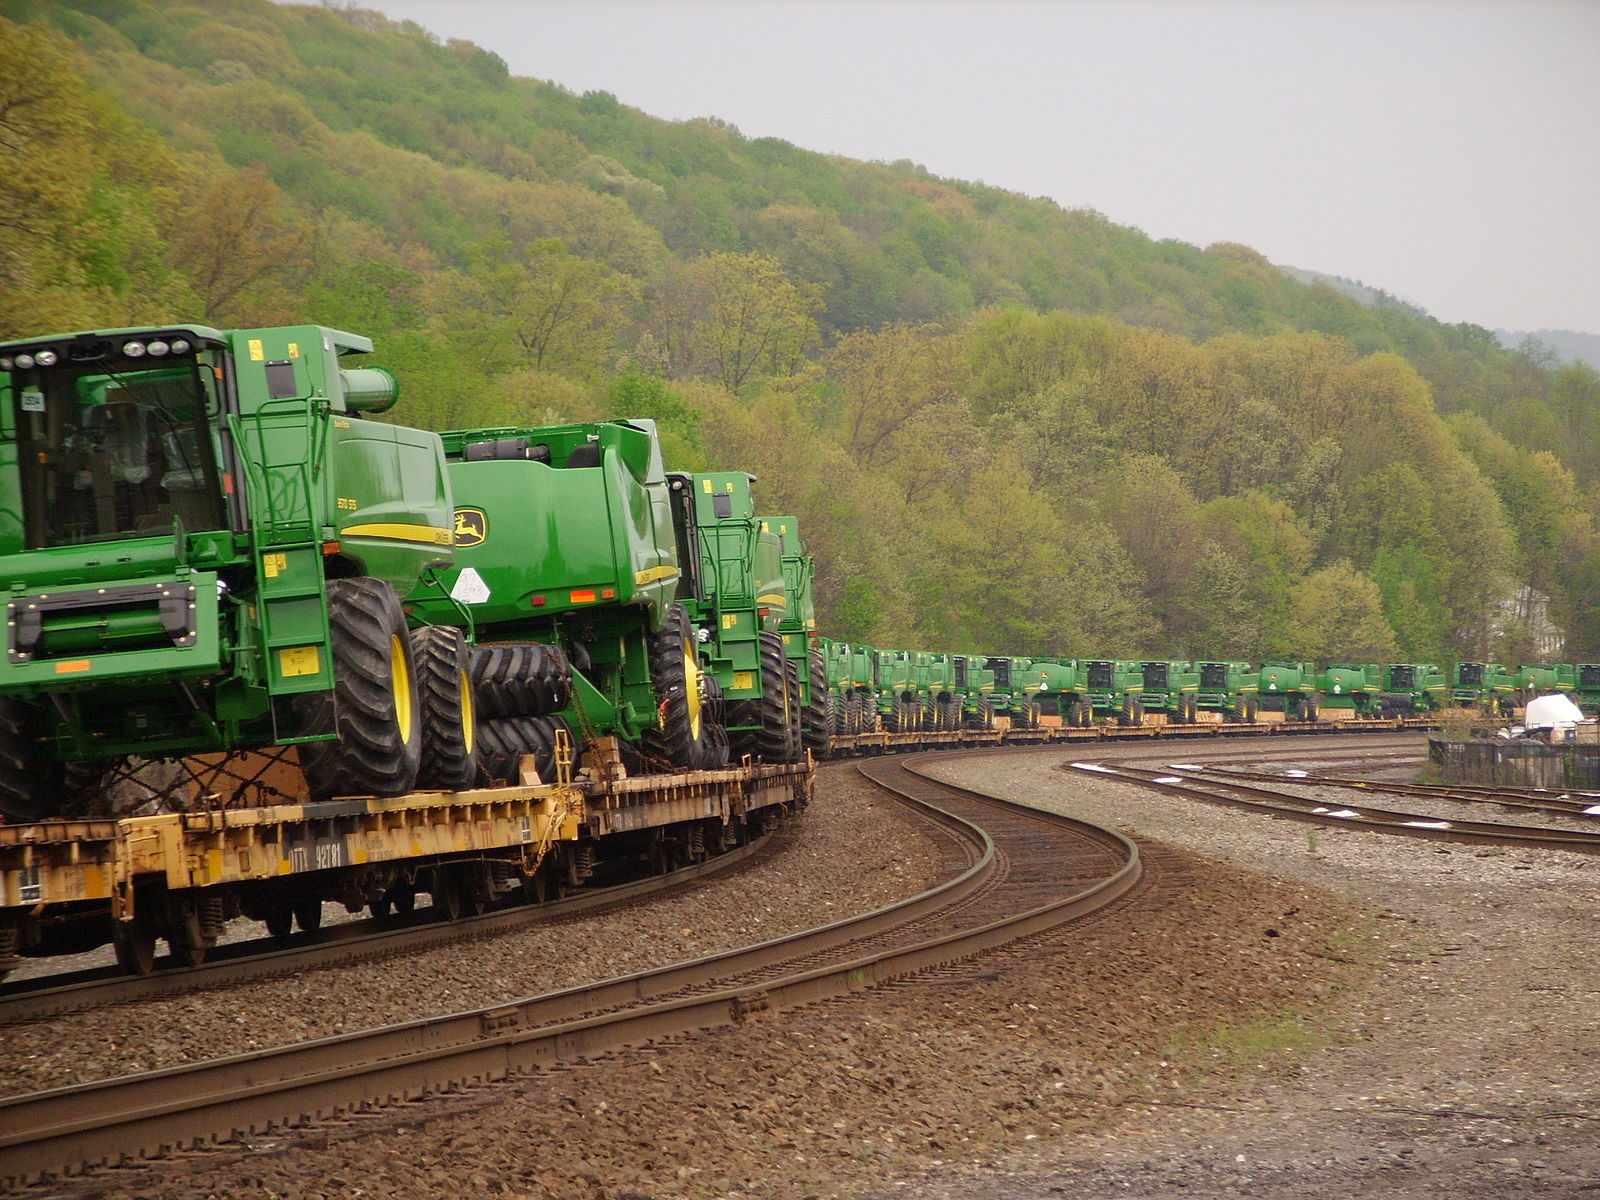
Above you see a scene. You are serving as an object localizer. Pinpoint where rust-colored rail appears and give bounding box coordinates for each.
[1192,764,1600,821]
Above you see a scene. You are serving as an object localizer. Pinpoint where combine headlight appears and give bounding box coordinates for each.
[34,349,57,367]
[122,341,146,358]
[147,340,170,357]
[169,338,191,355]
[14,354,34,369]
[0,357,12,371]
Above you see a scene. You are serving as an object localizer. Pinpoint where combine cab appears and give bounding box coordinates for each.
[1450,662,1515,713]
[1574,664,1600,715]
[1137,660,1199,723]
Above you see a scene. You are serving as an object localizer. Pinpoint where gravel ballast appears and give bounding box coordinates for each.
[11,736,1599,1199]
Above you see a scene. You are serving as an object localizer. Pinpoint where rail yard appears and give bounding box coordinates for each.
[3,733,1596,1198]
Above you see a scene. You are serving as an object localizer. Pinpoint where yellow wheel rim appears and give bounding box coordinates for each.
[458,666,475,755]
[682,639,703,740]
[390,634,414,743]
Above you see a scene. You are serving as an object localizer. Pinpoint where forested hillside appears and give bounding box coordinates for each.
[5,0,1600,660]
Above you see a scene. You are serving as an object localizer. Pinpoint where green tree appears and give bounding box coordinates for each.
[1290,561,1399,661]
[646,252,821,394]
[166,164,312,325]
[1196,491,1314,658]
[1371,544,1449,658]
[427,237,633,380]
[822,323,969,465]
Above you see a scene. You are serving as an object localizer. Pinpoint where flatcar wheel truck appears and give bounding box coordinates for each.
[0,324,459,823]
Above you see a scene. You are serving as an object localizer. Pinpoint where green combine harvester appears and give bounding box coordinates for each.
[762,513,832,756]
[663,471,801,763]
[823,640,878,734]
[408,419,730,776]
[0,324,459,821]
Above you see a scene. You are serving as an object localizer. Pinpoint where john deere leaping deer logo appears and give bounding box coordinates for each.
[453,507,487,547]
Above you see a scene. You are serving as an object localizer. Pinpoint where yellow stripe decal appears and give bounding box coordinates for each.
[756,593,786,605]
[634,565,681,586]
[342,523,455,547]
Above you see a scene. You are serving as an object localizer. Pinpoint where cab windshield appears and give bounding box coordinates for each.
[13,359,226,547]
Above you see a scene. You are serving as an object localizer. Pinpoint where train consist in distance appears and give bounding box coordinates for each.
[822,653,1595,733]
[0,322,1543,981]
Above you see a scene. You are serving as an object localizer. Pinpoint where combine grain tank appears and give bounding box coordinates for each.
[1314,664,1382,717]
[1257,661,1316,720]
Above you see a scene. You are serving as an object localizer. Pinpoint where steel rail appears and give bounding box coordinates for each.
[1066,760,1600,853]
[1191,764,1600,820]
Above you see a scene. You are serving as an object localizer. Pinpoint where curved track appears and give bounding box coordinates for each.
[1066,758,1600,853]
[0,752,1142,1188]
[1202,763,1600,821]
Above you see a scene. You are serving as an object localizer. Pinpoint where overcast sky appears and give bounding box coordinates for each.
[363,0,1599,335]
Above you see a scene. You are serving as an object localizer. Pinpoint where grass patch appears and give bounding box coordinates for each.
[1166,1013,1336,1076]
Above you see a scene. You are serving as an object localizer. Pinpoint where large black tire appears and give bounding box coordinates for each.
[296,577,422,801]
[474,717,519,786]
[729,631,801,762]
[882,699,902,733]
[801,648,832,756]
[470,643,571,718]
[780,651,804,761]
[411,626,477,792]
[642,603,724,770]
[511,715,570,782]
[858,695,877,733]
[696,676,731,770]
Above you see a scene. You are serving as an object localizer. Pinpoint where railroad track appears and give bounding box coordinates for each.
[0,832,781,1023]
[1191,764,1600,822]
[1066,759,1600,852]
[0,754,1141,1188]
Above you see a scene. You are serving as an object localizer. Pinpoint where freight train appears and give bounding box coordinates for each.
[818,653,1597,732]
[0,321,1573,980]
